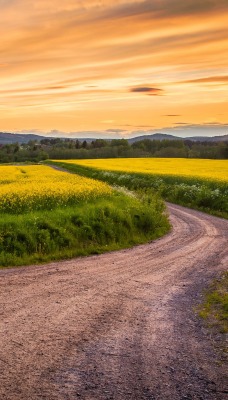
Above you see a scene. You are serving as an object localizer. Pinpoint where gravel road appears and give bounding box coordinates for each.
[0,204,227,400]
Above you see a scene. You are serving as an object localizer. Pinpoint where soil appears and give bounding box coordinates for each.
[0,203,227,400]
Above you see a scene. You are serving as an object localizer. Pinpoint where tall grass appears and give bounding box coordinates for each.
[198,272,228,334]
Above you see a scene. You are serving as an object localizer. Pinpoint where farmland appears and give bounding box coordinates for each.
[48,158,228,218]
[1,161,227,397]
[0,165,169,266]
[58,158,228,182]
[0,165,112,214]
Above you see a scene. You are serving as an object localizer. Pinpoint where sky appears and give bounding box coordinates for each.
[0,0,228,138]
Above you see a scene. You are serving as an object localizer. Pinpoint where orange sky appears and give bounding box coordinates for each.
[0,0,228,137]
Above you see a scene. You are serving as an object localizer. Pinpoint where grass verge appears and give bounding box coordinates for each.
[0,191,170,267]
[198,272,228,334]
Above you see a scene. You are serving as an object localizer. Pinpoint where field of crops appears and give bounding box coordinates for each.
[0,165,112,214]
[61,158,228,183]
[49,158,228,218]
[0,164,169,266]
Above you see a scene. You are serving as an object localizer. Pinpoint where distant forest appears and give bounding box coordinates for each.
[0,138,227,163]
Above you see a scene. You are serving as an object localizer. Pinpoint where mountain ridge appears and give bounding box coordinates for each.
[0,131,227,144]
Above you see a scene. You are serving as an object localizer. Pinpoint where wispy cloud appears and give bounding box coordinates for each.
[163,114,181,117]
[100,0,228,21]
[182,75,228,84]
[106,128,126,133]
[0,0,227,132]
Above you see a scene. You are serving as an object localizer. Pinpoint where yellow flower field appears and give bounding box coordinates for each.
[0,165,112,213]
[61,158,228,183]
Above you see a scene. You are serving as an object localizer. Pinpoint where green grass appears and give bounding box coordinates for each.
[46,161,228,219]
[0,191,170,267]
[198,272,228,334]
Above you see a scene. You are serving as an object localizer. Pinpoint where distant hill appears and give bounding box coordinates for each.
[186,135,228,142]
[129,133,228,143]
[0,132,105,144]
[0,132,47,144]
[0,131,227,144]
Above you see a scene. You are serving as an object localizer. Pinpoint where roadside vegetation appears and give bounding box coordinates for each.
[198,272,228,334]
[0,165,170,267]
[46,159,228,219]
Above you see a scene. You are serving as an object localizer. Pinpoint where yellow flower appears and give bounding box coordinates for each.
[62,158,228,183]
[0,165,112,213]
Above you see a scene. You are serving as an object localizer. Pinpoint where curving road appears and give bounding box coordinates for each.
[0,204,227,400]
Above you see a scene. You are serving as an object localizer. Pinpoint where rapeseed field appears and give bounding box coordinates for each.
[50,158,228,218]
[0,164,169,266]
[0,165,112,213]
[61,158,228,183]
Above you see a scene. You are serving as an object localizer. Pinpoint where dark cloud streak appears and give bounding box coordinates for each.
[100,0,228,22]
[163,114,181,117]
[130,87,163,95]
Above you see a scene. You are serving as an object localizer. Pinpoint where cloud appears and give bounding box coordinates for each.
[202,121,228,126]
[0,1,227,132]
[15,129,125,139]
[155,123,228,137]
[15,128,44,134]
[120,124,155,128]
[182,75,228,84]
[47,85,68,90]
[101,1,228,21]
[106,129,126,133]
[66,130,128,139]
[130,87,163,95]
[175,122,191,125]
[0,0,16,8]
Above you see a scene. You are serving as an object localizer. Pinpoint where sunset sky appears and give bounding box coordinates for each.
[1,0,228,138]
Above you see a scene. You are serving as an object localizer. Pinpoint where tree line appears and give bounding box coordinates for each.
[0,137,227,163]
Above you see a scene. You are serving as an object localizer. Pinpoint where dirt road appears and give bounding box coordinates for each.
[0,204,227,400]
